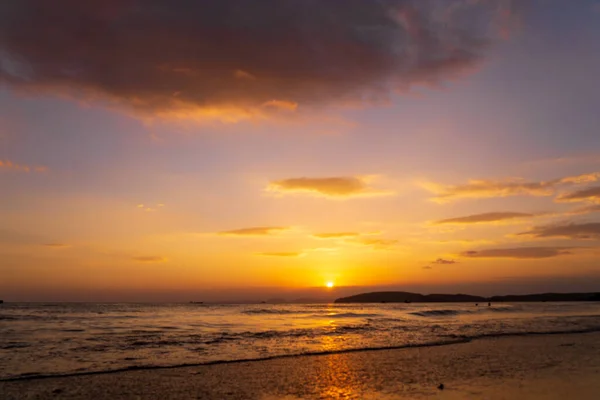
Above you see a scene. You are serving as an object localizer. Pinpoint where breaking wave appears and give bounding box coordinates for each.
[409,309,472,317]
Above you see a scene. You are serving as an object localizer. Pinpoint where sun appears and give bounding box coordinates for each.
[326,281,334,288]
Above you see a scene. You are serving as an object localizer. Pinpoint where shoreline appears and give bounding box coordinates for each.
[3,327,600,383]
[2,331,600,399]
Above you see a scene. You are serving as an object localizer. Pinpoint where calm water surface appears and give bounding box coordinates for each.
[2,302,600,380]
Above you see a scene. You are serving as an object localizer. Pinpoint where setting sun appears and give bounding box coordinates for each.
[326,282,334,288]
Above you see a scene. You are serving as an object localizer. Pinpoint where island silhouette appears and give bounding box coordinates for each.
[334,291,600,303]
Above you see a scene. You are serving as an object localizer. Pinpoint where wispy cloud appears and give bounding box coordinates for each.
[137,203,165,212]
[308,247,339,253]
[433,211,538,225]
[0,1,518,122]
[311,230,395,249]
[432,258,458,265]
[347,237,398,250]
[218,226,289,236]
[132,256,167,263]
[422,258,458,269]
[422,178,556,203]
[525,154,600,168]
[556,186,600,203]
[267,176,391,198]
[234,69,256,80]
[423,172,600,203]
[518,222,600,240]
[0,159,47,173]
[558,173,600,184]
[461,247,576,259]
[255,252,304,257]
[43,243,70,248]
[312,232,360,239]
[568,204,600,215]
[262,100,298,111]
[429,238,497,246]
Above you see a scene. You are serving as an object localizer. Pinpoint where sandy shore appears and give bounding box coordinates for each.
[2,332,600,399]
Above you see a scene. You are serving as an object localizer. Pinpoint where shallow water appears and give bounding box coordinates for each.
[2,302,600,380]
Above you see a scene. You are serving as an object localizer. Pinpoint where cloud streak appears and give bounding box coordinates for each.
[423,172,600,202]
[423,258,458,269]
[348,237,398,250]
[312,232,360,239]
[423,179,556,203]
[432,258,458,265]
[132,256,167,263]
[0,159,47,173]
[43,243,70,248]
[255,252,303,257]
[218,227,289,236]
[433,211,537,225]
[569,204,600,215]
[267,176,390,198]
[137,203,165,212]
[518,223,600,240]
[461,247,576,259]
[0,0,518,121]
[556,186,600,203]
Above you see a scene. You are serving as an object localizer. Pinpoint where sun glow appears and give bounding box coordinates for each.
[326,281,334,288]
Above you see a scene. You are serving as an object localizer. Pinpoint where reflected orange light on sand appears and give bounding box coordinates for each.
[320,330,342,352]
[310,303,362,397]
[317,351,361,398]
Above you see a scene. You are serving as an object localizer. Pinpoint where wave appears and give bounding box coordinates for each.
[326,325,371,334]
[119,324,375,348]
[242,309,381,318]
[314,312,382,318]
[206,324,372,343]
[1,342,30,350]
[0,314,46,321]
[409,309,473,317]
[129,340,184,347]
[487,306,518,313]
[368,317,404,323]
[242,309,302,315]
[409,307,517,317]
[5,327,600,382]
[441,326,600,341]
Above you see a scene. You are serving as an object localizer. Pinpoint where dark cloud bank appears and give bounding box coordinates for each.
[0,0,518,118]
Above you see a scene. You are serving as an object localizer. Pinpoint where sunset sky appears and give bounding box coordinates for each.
[2,0,600,301]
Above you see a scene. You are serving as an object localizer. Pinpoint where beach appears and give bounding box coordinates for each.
[2,332,599,399]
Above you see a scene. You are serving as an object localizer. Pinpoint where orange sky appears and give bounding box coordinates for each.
[2,1,600,301]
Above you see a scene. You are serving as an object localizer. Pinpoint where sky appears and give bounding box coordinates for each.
[2,0,600,302]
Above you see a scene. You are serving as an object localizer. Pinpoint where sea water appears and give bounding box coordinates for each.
[2,302,600,380]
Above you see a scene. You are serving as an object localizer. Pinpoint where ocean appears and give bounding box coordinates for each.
[2,302,600,381]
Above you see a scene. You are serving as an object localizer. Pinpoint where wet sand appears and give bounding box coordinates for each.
[2,332,600,399]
